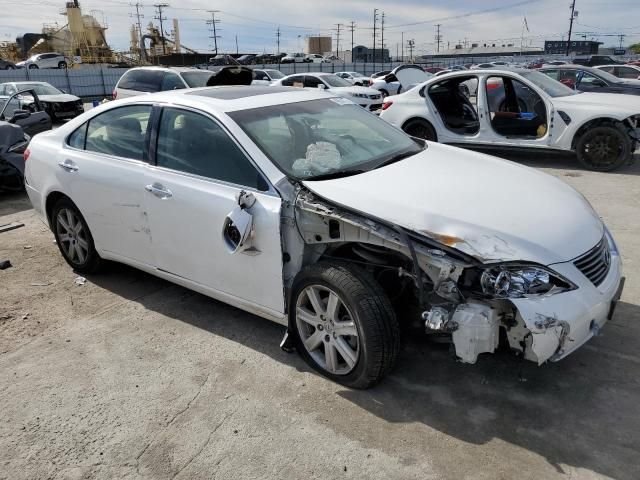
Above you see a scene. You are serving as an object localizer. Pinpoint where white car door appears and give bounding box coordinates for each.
[144,106,285,315]
[62,104,155,265]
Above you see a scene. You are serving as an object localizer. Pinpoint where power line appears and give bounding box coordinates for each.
[334,23,342,58]
[129,2,144,61]
[435,23,442,52]
[348,21,356,57]
[206,10,221,54]
[153,3,169,54]
[566,0,577,55]
[372,8,378,68]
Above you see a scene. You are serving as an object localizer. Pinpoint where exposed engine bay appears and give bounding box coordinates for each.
[279,186,585,365]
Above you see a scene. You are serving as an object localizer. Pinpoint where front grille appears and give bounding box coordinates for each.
[573,237,611,286]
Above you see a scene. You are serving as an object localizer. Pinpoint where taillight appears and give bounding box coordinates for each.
[112,89,117,100]
[24,148,31,162]
[382,101,393,111]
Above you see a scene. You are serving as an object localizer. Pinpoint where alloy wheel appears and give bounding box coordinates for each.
[56,208,89,265]
[295,285,360,375]
[582,133,623,168]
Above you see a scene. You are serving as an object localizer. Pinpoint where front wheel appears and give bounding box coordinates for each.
[51,198,104,274]
[58,61,67,69]
[575,125,632,172]
[6,65,15,70]
[290,262,400,389]
[28,64,38,69]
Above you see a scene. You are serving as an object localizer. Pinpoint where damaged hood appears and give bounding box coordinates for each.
[555,92,640,114]
[303,143,603,265]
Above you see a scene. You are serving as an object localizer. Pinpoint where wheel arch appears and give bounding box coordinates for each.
[401,116,438,142]
[45,191,74,226]
[571,116,628,150]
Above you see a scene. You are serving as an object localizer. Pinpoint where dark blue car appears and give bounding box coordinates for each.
[539,65,640,96]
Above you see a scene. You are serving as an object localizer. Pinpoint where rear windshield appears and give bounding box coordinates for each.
[181,71,215,87]
[118,70,162,92]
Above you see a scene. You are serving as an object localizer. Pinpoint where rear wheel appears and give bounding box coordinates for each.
[51,198,104,274]
[290,263,400,389]
[403,119,437,142]
[58,61,67,69]
[28,64,38,69]
[576,125,631,172]
[5,65,15,70]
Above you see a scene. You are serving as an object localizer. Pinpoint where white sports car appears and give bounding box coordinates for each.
[24,86,624,388]
[369,64,433,97]
[380,68,640,171]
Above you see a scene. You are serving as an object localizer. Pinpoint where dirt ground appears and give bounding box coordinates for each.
[1,152,639,480]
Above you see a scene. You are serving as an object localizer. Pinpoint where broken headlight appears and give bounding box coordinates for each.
[474,265,576,298]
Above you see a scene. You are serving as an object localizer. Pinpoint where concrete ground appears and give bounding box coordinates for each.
[1,151,639,480]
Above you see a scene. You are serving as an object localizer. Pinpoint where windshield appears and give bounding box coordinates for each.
[346,72,364,77]
[321,75,352,87]
[520,71,578,97]
[265,70,284,79]
[16,83,62,95]
[181,71,215,87]
[229,99,422,180]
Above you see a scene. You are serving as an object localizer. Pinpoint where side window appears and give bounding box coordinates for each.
[68,122,88,149]
[156,108,265,190]
[304,76,323,88]
[542,69,559,80]
[282,75,304,87]
[161,73,185,91]
[580,72,605,86]
[616,67,639,79]
[599,66,614,74]
[85,105,152,160]
[254,71,268,81]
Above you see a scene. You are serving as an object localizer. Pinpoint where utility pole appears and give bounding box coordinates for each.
[401,31,404,61]
[407,39,415,62]
[348,21,356,61]
[206,10,221,55]
[372,8,379,69]
[435,24,442,53]
[153,3,169,55]
[380,12,385,63]
[334,23,342,59]
[129,2,144,62]
[235,35,238,55]
[566,0,577,56]
[276,27,281,62]
[618,34,625,50]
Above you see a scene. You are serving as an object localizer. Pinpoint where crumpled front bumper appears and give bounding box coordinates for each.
[509,251,623,364]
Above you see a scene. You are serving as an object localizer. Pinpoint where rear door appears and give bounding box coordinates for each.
[62,104,155,265]
[0,91,50,136]
[143,105,285,314]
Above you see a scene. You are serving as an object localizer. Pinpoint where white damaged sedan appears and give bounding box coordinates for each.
[24,86,624,388]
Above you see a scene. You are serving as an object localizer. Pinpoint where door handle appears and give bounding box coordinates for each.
[57,159,78,172]
[145,183,173,199]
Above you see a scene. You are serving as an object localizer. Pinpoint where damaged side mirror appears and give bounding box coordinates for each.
[222,190,256,254]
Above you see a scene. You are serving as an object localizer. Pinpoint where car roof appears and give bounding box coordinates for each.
[126,66,205,73]
[114,86,336,113]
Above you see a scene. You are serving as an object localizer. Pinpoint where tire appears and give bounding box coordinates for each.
[28,64,38,69]
[379,89,389,98]
[58,61,67,69]
[6,65,15,70]
[290,262,400,389]
[51,197,104,274]
[575,125,632,172]
[403,118,438,142]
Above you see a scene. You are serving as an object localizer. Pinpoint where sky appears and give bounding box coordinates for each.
[1,0,639,56]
